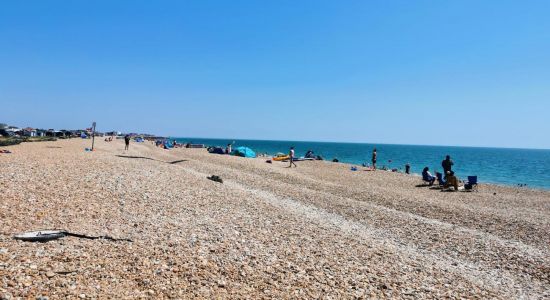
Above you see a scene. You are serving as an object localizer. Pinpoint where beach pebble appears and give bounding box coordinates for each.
[0,138,547,299]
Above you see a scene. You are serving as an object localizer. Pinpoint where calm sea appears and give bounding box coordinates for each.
[173,137,550,190]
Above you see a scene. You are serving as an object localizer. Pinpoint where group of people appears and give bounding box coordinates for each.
[422,155,459,190]
[368,148,461,191]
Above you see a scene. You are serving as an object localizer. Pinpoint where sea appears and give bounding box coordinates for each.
[173,137,550,190]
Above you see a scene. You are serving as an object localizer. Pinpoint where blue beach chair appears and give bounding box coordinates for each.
[464,176,478,191]
[436,172,446,187]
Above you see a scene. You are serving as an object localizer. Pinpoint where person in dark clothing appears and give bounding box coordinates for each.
[405,163,411,174]
[442,155,454,178]
[124,135,130,150]
[372,148,377,170]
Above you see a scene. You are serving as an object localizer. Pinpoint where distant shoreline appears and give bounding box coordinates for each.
[172,137,550,191]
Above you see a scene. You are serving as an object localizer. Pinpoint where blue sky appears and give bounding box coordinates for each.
[1,1,549,149]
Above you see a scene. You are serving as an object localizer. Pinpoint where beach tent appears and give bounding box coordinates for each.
[163,141,174,149]
[231,146,256,158]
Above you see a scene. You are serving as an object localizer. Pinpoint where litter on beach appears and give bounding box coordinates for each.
[14,230,133,243]
[14,230,65,242]
[207,175,223,183]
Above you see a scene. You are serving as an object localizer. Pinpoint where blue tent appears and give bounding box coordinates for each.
[231,146,256,158]
[163,141,174,149]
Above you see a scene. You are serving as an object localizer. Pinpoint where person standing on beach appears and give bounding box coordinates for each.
[372,148,377,170]
[124,134,130,151]
[442,155,454,178]
[405,163,411,174]
[289,147,297,168]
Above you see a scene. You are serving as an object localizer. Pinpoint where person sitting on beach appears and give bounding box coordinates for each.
[305,150,315,159]
[444,171,459,191]
[422,167,436,186]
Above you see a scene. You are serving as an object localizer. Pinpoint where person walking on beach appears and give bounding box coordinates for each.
[442,155,454,178]
[124,134,130,151]
[371,148,377,170]
[289,147,297,168]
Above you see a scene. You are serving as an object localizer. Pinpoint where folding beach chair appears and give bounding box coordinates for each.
[421,173,435,186]
[436,172,446,187]
[464,176,478,191]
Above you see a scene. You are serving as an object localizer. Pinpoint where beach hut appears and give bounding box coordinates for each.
[231,146,256,158]
[22,127,37,137]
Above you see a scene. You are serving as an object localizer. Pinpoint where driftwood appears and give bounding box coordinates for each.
[13,230,132,243]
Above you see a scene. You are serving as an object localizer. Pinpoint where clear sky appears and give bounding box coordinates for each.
[1,1,549,149]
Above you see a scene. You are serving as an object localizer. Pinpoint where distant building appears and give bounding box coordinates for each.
[22,127,37,137]
[35,129,47,137]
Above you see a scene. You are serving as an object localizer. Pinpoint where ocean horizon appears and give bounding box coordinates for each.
[173,137,550,191]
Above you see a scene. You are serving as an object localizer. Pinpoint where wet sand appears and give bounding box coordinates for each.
[1,139,549,299]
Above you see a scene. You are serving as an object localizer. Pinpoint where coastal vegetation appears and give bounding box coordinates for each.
[0,136,58,147]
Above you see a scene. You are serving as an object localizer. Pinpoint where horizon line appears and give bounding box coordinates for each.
[167,136,550,151]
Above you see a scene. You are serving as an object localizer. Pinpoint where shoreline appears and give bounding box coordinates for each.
[1,139,549,298]
[178,138,550,191]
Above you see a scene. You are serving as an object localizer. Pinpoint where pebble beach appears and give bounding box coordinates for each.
[1,139,549,299]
